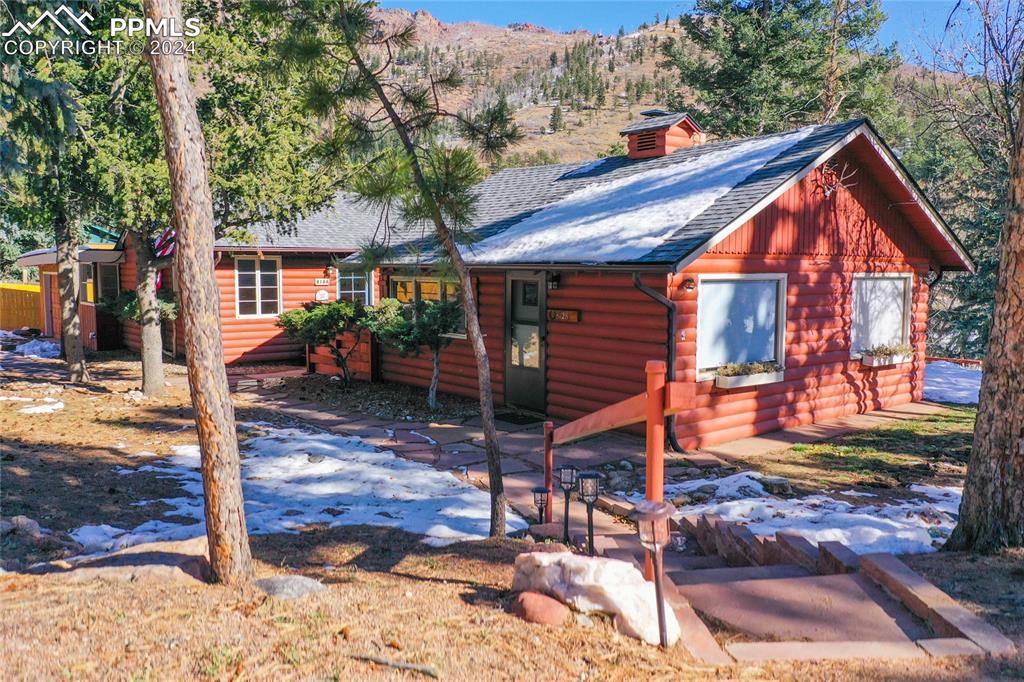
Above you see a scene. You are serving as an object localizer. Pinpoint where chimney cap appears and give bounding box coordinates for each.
[619,111,701,136]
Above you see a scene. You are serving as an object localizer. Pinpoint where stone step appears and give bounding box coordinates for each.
[672,603,734,665]
[727,640,926,663]
[662,554,728,571]
[818,540,860,574]
[775,532,820,572]
[668,563,810,586]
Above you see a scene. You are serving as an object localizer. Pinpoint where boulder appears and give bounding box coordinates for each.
[256,575,326,600]
[511,591,569,626]
[52,536,210,584]
[762,476,792,495]
[10,515,43,538]
[512,552,680,646]
[522,541,570,554]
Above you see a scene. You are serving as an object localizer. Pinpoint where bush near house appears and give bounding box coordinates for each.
[276,301,366,383]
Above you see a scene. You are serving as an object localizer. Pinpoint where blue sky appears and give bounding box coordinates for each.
[378,1,964,62]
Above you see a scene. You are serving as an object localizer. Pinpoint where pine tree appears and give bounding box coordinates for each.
[662,0,897,136]
[549,104,564,131]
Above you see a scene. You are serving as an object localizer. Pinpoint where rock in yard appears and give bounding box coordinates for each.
[523,541,570,554]
[512,591,569,626]
[670,494,692,507]
[9,515,43,538]
[50,536,209,584]
[762,476,792,495]
[512,552,680,646]
[256,575,326,600]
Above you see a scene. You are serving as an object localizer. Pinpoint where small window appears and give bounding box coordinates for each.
[697,275,786,371]
[96,264,120,300]
[235,257,280,317]
[389,276,467,335]
[337,271,372,304]
[851,274,911,353]
[79,263,95,303]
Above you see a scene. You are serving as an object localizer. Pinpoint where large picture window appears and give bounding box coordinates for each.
[389,276,466,335]
[696,274,786,371]
[235,257,281,317]
[337,271,373,304]
[851,274,911,353]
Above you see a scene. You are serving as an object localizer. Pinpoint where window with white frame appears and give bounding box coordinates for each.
[851,274,911,353]
[235,257,281,317]
[696,274,786,371]
[337,271,373,304]
[389,276,466,335]
[79,263,95,303]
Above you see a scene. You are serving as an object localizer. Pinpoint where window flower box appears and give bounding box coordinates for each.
[714,369,786,389]
[860,353,913,368]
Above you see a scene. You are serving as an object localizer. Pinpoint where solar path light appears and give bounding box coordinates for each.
[635,499,675,648]
[577,472,601,556]
[556,464,578,544]
[531,486,549,526]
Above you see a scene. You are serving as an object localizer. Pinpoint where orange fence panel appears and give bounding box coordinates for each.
[0,282,41,330]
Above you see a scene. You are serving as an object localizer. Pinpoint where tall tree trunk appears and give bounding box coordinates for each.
[352,52,507,537]
[54,210,89,383]
[133,233,165,397]
[820,0,844,124]
[946,90,1024,552]
[429,349,441,410]
[143,0,252,584]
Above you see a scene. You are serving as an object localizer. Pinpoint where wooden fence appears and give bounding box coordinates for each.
[0,282,41,330]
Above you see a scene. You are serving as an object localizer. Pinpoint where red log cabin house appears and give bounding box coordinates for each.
[325,111,973,450]
[15,193,386,364]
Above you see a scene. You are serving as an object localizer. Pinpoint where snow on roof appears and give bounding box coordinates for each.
[463,125,815,264]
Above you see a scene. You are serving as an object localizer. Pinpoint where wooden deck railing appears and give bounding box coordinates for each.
[925,355,983,367]
[541,360,694,521]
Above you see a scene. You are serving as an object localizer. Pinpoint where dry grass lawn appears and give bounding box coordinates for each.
[1,354,1021,680]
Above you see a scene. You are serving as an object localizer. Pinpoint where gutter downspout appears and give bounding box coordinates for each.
[632,272,686,454]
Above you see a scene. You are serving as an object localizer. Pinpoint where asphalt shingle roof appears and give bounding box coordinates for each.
[382,118,867,267]
[618,111,695,135]
[214,192,390,252]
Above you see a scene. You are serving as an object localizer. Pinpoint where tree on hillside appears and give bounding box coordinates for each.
[0,6,93,382]
[260,0,522,538]
[927,0,1024,552]
[549,104,565,131]
[662,0,897,136]
[143,0,252,584]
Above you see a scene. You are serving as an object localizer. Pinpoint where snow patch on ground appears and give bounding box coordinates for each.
[465,126,816,264]
[626,472,960,555]
[15,339,60,358]
[18,399,64,414]
[71,423,526,553]
[924,361,981,404]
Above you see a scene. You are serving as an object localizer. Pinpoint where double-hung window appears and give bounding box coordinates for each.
[337,271,373,304]
[96,264,120,301]
[696,274,787,373]
[851,273,912,354]
[235,256,281,317]
[389,276,466,336]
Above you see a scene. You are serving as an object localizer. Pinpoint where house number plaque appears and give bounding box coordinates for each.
[314,277,330,286]
[547,309,581,323]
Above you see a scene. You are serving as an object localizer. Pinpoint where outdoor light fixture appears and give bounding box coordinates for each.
[557,464,578,544]
[547,272,562,290]
[634,499,676,649]
[578,472,601,556]
[682,278,696,292]
[531,486,549,525]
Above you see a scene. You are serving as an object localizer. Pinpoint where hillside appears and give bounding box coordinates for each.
[374,8,688,163]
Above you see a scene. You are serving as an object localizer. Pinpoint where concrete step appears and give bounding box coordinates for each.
[668,563,810,586]
[662,554,728,571]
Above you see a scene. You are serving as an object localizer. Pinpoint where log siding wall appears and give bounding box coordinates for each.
[672,153,933,449]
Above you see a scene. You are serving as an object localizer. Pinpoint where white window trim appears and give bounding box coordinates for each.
[389,275,468,340]
[234,255,283,319]
[79,263,95,307]
[337,270,374,305]
[696,272,788,381]
[849,271,913,359]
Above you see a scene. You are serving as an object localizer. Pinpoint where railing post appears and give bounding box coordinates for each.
[644,360,666,579]
[543,420,554,523]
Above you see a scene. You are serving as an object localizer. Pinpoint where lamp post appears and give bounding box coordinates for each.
[556,464,578,544]
[635,499,675,649]
[578,472,601,556]
[531,486,549,525]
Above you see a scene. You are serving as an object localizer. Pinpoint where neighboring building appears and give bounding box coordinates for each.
[14,193,385,364]
[327,113,973,449]
[15,224,125,350]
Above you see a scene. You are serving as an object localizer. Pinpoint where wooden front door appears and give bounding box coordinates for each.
[505,273,546,412]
